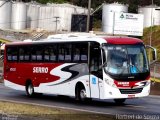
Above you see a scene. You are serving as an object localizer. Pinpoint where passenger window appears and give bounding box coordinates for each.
[36,50,43,61]
[44,47,50,61]
[7,48,12,61]
[64,44,72,61]
[19,47,30,62]
[80,45,88,62]
[58,44,65,61]
[7,47,18,61]
[31,46,43,61]
[44,45,57,62]
[58,44,72,62]
[50,49,56,61]
[19,48,24,61]
[73,48,80,61]
[73,43,88,62]
[31,47,37,61]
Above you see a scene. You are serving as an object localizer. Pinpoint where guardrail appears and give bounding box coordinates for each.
[150,62,160,82]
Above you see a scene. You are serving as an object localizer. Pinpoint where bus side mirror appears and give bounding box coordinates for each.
[145,45,157,65]
[152,50,156,61]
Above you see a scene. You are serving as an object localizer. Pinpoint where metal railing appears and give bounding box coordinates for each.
[150,62,160,82]
[0,55,3,80]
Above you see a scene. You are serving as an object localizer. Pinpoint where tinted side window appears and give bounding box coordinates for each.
[19,47,30,62]
[7,47,18,62]
[44,45,57,62]
[31,45,44,62]
[80,44,88,62]
[58,44,72,62]
[73,43,88,63]
[64,44,72,62]
[58,44,65,61]
[73,44,80,62]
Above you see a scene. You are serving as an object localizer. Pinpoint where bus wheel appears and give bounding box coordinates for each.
[26,83,34,97]
[77,87,86,102]
[114,98,126,104]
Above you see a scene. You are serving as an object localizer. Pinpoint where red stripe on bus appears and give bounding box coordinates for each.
[104,37,143,45]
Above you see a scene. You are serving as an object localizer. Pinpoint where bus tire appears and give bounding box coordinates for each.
[76,85,86,102]
[114,98,126,104]
[26,82,35,97]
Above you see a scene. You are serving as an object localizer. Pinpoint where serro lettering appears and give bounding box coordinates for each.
[33,67,48,73]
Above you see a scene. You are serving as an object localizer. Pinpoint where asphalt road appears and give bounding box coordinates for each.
[0,83,160,118]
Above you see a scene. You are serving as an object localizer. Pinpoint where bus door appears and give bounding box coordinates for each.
[89,43,102,98]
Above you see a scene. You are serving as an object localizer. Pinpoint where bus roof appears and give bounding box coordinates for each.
[104,37,143,45]
[5,33,143,46]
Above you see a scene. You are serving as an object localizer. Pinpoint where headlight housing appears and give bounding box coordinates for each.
[105,78,117,88]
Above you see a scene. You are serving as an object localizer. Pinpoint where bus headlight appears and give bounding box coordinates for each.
[105,78,117,88]
[145,80,150,87]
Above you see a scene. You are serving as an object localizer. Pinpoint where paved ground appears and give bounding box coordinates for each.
[150,63,160,95]
[150,62,160,78]
[0,84,160,117]
[150,82,160,95]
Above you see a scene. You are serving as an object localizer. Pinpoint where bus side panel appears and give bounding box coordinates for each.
[4,62,25,90]
[4,62,90,97]
[34,63,90,97]
[4,62,62,90]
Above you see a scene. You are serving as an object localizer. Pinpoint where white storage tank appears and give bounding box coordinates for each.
[38,6,45,30]
[38,4,73,32]
[52,5,66,31]
[11,2,27,30]
[38,3,88,32]
[65,6,75,31]
[56,4,75,32]
[0,0,11,29]
[138,5,160,28]
[26,3,40,29]
[71,3,88,15]
[102,3,128,34]
[48,4,60,31]
[38,5,55,31]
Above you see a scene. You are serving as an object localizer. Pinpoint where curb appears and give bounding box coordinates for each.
[151,78,160,83]
[149,95,160,98]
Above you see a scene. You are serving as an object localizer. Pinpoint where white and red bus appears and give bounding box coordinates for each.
[3,33,156,103]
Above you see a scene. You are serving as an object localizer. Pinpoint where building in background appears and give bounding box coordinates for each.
[138,5,160,28]
[0,1,88,32]
[11,2,27,30]
[71,14,93,32]
[0,0,11,29]
[102,3,128,34]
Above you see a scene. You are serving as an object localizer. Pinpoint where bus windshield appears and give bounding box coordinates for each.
[103,44,149,75]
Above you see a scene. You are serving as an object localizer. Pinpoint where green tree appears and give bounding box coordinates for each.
[128,0,140,13]
[154,0,160,5]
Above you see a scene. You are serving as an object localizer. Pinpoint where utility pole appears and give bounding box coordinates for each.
[149,0,154,63]
[152,0,154,5]
[86,0,91,32]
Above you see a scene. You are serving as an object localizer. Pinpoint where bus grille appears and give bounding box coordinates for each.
[119,88,143,94]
